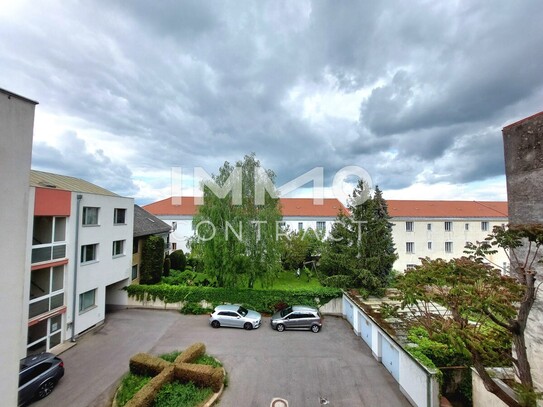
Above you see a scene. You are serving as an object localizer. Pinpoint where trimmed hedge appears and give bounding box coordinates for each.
[125,285,342,313]
[130,353,170,377]
[175,343,205,364]
[174,363,223,393]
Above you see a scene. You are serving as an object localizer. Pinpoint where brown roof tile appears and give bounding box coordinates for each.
[386,200,508,218]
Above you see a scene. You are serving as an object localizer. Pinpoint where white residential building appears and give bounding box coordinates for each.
[388,200,509,272]
[0,88,36,406]
[25,170,134,356]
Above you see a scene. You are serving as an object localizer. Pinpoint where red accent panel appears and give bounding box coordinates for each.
[28,306,67,326]
[31,259,68,271]
[34,188,71,216]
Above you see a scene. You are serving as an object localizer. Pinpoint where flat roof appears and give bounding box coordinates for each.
[0,87,38,105]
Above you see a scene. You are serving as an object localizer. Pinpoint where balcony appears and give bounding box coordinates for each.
[31,243,67,264]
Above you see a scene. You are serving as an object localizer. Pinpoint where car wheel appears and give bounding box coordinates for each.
[211,320,220,328]
[37,380,55,399]
[276,324,285,332]
[311,324,321,333]
[244,322,253,330]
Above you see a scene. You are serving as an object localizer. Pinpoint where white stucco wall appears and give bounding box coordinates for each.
[0,90,35,406]
[391,218,509,272]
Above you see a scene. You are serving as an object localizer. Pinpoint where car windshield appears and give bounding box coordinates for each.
[280,306,292,317]
[238,306,248,317]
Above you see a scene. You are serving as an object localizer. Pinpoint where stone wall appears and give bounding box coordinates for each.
[502,111,543,402]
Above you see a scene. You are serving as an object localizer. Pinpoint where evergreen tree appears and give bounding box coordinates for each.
[319,182,397,294]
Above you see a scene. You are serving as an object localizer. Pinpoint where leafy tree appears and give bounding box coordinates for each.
[319,183,397,294]
[191,153,282,288]
[140,235,165,284]
[397,224,543,407]
[169,249,187,271]
[280,227,324,271]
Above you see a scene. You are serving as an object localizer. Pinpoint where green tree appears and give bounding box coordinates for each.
[319,183,397,294]
[169,249,187,271]
[397,224,543,407]
[280,227,324,271]
[140,235,165,284]
[191,153,282,288]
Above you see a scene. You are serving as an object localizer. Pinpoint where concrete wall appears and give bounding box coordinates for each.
[472,368,515,407]
[342,295,440,407]
[503,113,543,404]
[391,218,508,272]
[0,89,36,406]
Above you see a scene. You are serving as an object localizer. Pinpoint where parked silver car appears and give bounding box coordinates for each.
[19,353,64,406]
[270,305,322,333]
[209,304,262,330]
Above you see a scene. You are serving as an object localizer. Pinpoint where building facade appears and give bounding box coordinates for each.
[502,110,543,403]
[0,88,36,406]
[25,170,134,356]
[388,200,509,272]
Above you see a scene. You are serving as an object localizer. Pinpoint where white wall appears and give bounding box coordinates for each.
[391,218,509,272]
[342,294,439,407]
[67,193,134,335]
[0,90,35,406]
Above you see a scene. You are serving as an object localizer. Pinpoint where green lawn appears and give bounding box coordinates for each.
[259,270,322,290]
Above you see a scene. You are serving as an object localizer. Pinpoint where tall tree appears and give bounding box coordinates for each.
[397,225,543,407]
[319,182,397,294]
[191,154,282,288]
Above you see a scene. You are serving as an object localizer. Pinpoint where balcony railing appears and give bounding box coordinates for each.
[31,243,67,264]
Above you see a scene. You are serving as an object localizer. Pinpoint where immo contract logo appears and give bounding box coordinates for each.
[171,165,373,207]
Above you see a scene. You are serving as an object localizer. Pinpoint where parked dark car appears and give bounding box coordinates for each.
[18,353,64,406]
[270,305,322,332]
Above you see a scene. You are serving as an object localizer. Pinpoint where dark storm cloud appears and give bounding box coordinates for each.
[1,0,542,199]
[32,132,139,197]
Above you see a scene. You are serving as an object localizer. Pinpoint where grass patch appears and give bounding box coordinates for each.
[260,270,322,290]
[116,373,152,407]
[116,351,222,407]
[153,381,213,407]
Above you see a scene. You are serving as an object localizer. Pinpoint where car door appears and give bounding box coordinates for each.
[217,311,233,327]
[230,311,244,328]
[298,313,313,329]
[286,312,302,329]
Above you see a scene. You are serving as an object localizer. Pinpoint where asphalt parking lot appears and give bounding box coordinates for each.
[36,308,411,407]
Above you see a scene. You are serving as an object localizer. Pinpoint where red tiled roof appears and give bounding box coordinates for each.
[143,197,347,218]
[386,200,508,218]
[503,110,543,130]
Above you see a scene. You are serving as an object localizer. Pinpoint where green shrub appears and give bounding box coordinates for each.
[116,373,152,407]
[170,250,187,271]
[125,285,342,314]
[175,343,206,364]
[163,256,171,277]
[161,270,216,287]
[179,302,213,315]
[140,236,166,284]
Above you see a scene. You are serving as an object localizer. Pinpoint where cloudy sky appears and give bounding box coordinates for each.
[2,1,542,204]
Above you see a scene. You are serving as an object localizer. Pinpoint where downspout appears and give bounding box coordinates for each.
[71,194,83,342]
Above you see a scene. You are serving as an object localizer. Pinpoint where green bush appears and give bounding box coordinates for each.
[116,373,152,407]
[163,256,171,277]
[180,302,213,315]
[153,381,212,407]
[161,270,217,287]
[125,285,342,314]
[140,236,166,284]
[170,250,187,271]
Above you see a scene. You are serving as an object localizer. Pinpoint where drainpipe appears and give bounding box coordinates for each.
[71,194,83,342]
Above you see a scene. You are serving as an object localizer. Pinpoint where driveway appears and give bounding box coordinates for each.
[36,309,411,407]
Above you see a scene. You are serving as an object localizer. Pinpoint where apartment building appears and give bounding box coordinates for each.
[388,200,509,272]
[25,170,134,356]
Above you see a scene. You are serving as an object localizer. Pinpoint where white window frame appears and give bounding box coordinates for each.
[465,223,469,231]
[406,221,414,232]
[114,208,127,225]
[112,240,125,257]
[316,221,326,232]
[406,242,414,253]
[445,221,452,232]
[427,241,432,250]
[445,241,453,253]
[81,243,98,263]
[79,289,96,313]
[28,265,65,319]
[82,207,99,226]
[481,221,489,231]
[427,223,432,231]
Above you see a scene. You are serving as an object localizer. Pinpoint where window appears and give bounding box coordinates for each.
[172,242,177,251]
[79,289,96,313]
[481,221,489,231]
[28,265,65,319]
[465,223,469,231]
[298,222,303,231]
[427,241,432,250]
[406,242,414,253]
[81,244,98,263]
[114,208,126,224]
[406,221,414,232]
[171,221,177,231]
[82,207,99,226]
[131,265,138,280]
[445,241,453,253]
[445,221,452,231]
[112,240,125,257]
[427,223,432,231]
[132,238,138,254]
[316,221,326,232]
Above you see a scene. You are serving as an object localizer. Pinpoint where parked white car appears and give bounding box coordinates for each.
[209,305,262,330]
